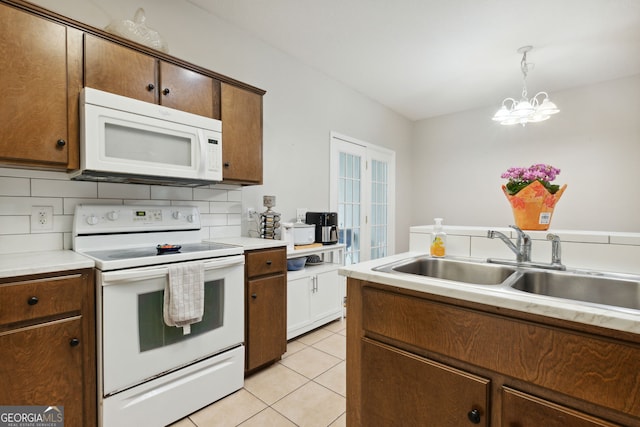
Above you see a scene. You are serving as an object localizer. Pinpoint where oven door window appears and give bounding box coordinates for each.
[138,279,224,352]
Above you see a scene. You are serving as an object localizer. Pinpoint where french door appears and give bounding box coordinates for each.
[330,133,395,265]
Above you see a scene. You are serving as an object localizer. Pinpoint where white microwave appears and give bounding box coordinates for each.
[70,88,222,186]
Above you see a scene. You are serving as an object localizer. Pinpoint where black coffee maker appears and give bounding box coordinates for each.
[305,212,339,245]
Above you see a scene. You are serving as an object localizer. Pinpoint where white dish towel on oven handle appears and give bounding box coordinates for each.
[164,261,205,335]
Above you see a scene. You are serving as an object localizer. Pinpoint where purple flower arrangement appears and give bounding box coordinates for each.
[501,164,561,195]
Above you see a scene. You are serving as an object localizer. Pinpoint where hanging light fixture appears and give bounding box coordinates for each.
[492,46,559,126]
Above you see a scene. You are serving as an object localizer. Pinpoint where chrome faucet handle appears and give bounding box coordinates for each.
[546,233,563,265]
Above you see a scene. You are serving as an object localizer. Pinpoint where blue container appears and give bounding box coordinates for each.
[287,257,307,271]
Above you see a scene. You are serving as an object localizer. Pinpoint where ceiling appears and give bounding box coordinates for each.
[187,0,640,121]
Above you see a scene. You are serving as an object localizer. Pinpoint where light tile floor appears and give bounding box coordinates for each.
[170,319,347,427]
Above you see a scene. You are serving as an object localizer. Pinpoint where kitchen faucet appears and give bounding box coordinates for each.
[487,226,566,270]
[487,225,531,262]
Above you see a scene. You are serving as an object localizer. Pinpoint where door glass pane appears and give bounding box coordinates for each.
[338,152,361,265]
[370,159,388,260]
[138,279,224,352]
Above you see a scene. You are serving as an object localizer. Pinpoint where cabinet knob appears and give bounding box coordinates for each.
[27,296,39,306]
[56,139,66,148]
[223,162,230,168]
[69,338,80,347]
[251,293,257,299]
[147,83,155,91]
[266,260,272,265]
[467,409,481,424]
[162,88,171,95]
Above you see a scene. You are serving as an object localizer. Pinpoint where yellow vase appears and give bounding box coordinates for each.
[502,181,567,231]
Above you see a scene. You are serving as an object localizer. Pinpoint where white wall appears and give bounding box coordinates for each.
[412,74,640,232]
[21,0,415,252]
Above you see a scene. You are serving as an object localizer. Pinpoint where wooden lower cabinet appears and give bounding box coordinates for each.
[244,247,287,372]
[347,278,640,426]
[246,275,286,370]
[0,318,84,426]
[361,339,489,427]
[0,269,96,427]
[502,387,620,427]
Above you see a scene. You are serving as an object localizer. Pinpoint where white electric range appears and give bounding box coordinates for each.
[73,204,245,427]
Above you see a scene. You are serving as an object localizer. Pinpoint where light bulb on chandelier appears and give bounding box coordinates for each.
[492,46,559,126]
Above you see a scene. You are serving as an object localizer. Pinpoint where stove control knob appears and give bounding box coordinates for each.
[106,211,119,221]
[86,215,99,225]
[173,211,183,220]
[187,214,195,223]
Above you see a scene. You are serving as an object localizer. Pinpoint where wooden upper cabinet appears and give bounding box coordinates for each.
[221,83,263,184]
[84,34,157,104]
[84,35,217,118]
[159,61,216,117]
[0,3,82,169]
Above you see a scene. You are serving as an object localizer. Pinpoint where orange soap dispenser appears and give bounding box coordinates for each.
[430,218,446,257]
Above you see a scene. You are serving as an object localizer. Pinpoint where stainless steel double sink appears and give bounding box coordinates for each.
[374,256,640,313]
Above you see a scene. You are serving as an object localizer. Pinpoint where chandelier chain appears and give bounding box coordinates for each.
[520,51,529,99]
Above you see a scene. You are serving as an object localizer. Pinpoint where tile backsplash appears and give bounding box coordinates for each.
[0,167,242,255]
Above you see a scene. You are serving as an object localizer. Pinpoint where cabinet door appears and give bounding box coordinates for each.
[0,318,84,427]
[502,387,620,427]
[0,4,70,166]
[246,275,286,371]
[220,83,263,184]
[361,339,490,427]
[159,61,215,118]
[84,34,157,103]
[310,270,342,321]
[287,276,312,336]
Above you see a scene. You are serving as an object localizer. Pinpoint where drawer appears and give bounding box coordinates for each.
[246,248,286,278]
[0,274,85,326]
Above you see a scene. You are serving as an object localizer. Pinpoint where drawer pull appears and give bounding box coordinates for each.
[266,260,272,265]
[162,88,171,95]
[147,83,155,91]
[69,338,80,347]
[467,409,481,424]
[27,296,39,306]
[251,293,257,299]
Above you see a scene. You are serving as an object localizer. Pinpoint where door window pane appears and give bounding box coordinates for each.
[370,159,389,261]
[338,152,362,265]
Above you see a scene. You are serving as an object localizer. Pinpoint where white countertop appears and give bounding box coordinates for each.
[208,236,287,251]
[0,250,95,279]
[340,252,640,335]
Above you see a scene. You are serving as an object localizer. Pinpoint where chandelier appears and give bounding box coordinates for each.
[492,46,559,126]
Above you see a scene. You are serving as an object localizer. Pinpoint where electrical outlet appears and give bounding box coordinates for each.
[296,208,307,222]
[31,206,54,232]
[246,207,257,220]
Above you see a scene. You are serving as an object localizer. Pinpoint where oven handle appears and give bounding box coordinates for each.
[101,255,245,284]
